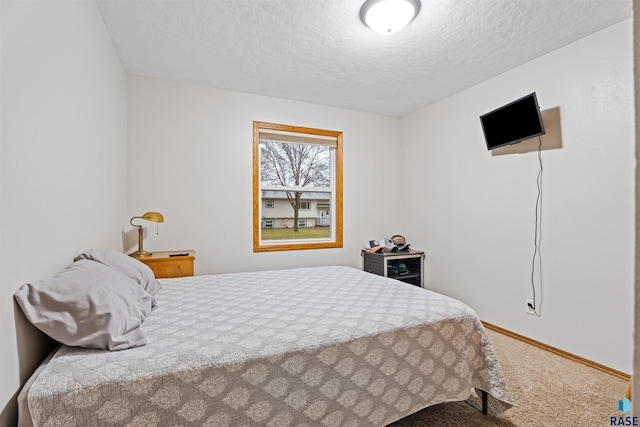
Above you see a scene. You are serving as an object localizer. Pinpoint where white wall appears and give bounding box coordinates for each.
[401,20,634,373]
[633,0,640,416]
[0,1,127,424]
[126,76,403,274]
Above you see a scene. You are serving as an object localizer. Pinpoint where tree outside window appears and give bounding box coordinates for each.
[253,122,343,252]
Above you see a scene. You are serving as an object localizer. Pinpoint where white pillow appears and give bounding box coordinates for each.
[14,260,154,350]
[74,249,162,295]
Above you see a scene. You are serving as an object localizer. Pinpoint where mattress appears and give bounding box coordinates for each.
[19,265,512,426]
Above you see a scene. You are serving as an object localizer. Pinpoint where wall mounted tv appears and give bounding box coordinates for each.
[480,92,546,150]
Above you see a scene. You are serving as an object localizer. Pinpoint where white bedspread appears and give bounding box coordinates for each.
[22,266,512,426]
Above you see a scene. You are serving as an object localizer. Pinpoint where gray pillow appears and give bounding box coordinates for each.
[14,259,155,350]
[74,249,162,295]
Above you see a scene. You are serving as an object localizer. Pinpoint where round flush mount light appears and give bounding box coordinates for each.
[360,0,421,35]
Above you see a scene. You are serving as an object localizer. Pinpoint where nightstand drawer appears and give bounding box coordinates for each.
[135,250,195,279]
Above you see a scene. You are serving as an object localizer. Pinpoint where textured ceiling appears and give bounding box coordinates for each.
[96,0,632,117]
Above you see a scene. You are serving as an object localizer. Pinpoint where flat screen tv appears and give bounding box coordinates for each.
[480,92,546,150]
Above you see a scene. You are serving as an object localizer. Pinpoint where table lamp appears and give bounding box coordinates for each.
[129,211,164,258]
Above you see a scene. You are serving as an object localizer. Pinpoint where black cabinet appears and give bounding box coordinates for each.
[361,249,425,287]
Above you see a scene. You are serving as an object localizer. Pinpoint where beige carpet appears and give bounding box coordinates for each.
[389,329,628,426]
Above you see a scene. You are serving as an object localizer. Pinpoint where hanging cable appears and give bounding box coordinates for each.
[530,137,543,314]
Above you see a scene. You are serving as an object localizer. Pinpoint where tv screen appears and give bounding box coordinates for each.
[480,92,546,150]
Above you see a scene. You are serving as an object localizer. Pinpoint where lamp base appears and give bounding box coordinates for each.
[129,250,153,258]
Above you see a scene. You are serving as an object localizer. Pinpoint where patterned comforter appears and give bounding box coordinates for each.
[20,266,512,426]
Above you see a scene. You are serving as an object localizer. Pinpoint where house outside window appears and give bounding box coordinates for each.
[253,121,343,252]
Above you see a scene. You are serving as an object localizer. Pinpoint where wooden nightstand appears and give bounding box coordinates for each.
[134,250,196,279]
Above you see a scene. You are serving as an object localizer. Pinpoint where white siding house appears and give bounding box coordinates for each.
[261,191,330,228]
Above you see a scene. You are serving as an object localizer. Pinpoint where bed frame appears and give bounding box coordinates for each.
[466,390,489,415]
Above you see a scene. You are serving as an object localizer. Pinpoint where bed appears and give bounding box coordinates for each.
[17,261,512,426]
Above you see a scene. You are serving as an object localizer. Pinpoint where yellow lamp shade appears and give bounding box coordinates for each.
[141,212,164,223]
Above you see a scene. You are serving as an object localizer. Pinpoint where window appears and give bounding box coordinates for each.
[265,199,274,208]
[253,121,343,252]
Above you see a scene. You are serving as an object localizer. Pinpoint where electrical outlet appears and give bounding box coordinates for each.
[525,299,535,315]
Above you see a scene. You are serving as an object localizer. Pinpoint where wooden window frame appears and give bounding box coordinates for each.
[253,121,343,252]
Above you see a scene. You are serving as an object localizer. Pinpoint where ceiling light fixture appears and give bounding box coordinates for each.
[360,0,421,35]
